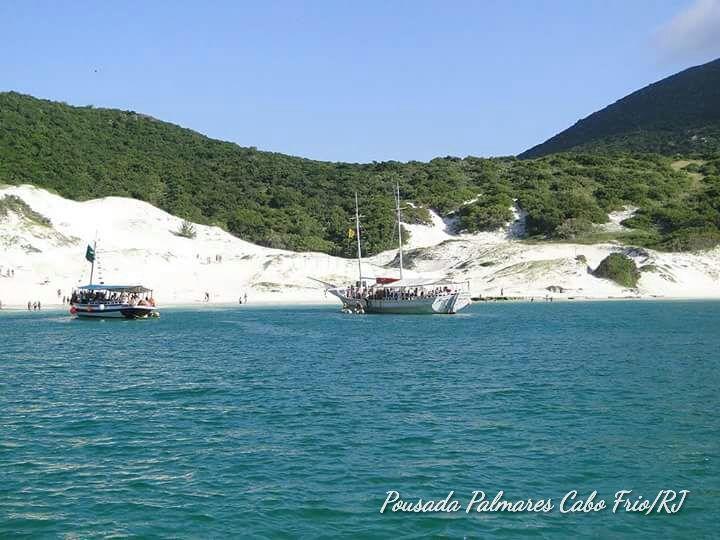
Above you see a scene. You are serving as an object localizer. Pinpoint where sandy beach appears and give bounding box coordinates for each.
[2,184,719,309]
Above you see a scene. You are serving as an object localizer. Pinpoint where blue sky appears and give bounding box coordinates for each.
[2,0,719,162]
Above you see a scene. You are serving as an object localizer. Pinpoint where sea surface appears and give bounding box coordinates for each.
[1,301,718,538]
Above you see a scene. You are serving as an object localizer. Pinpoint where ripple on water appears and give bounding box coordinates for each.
[1,302,719,537]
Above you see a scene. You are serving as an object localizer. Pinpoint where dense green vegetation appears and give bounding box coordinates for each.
[0,91,486,255]
[520,58,720,158]
[593,253,640,288]
[2,90,720,254]
[0,194,51,226]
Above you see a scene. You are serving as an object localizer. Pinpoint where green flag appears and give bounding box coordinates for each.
[85,244,95,263]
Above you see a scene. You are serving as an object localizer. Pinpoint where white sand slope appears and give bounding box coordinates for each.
[1,184,719,308]
[0,185,387,307]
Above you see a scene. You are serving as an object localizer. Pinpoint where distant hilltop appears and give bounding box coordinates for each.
[520,57,720,158]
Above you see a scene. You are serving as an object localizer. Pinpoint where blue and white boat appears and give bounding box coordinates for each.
[69,242,159,319]
[70,284,159,319]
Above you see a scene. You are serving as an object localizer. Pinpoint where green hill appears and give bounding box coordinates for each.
[1,91,720,254]
[520,58,720,158]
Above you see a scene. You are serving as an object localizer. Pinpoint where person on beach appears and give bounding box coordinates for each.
[27,301,32,310]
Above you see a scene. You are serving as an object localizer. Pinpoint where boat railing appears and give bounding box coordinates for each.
[342,286,463,301]
[75,298,156,307]
[78,300,127,306]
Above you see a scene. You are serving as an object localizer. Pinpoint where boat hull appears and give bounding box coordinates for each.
[71,304,158,319]
[329,290,471,314]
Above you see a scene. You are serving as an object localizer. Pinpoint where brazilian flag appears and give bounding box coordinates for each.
[85,244,95,263]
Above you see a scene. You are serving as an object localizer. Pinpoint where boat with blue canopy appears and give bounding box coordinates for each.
[70,284,159,319]
[69,241,159,319]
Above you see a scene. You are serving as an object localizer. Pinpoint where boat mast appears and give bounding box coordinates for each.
[89,239,97,285]
[354,192,363,283]
[395,182,404,280]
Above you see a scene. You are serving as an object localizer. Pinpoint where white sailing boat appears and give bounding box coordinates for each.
[319,185,471,314]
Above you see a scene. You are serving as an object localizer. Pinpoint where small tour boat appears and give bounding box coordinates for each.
[70,284,159,319]
[317,185,471,315]
[69,241,159,319]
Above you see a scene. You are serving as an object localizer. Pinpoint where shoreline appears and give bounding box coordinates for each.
[3,295,720,313]
[2,185,720,308]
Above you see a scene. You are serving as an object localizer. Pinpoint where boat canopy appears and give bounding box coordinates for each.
[75,284,153,293]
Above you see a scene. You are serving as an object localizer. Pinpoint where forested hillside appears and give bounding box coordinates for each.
[2,91,720,254]
[520,58,720,158]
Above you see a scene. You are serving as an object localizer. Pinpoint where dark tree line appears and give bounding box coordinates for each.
[2,92,720,254]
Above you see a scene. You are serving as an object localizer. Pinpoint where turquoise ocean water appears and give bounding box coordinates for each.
[1,301,718,538]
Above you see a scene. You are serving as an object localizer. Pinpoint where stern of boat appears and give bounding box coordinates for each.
[443,290,472,314]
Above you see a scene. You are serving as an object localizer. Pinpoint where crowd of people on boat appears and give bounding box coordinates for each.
[344,284,457,301]
[70,290,156,307]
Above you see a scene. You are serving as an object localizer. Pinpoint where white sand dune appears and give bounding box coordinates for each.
[1,184,719,308]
